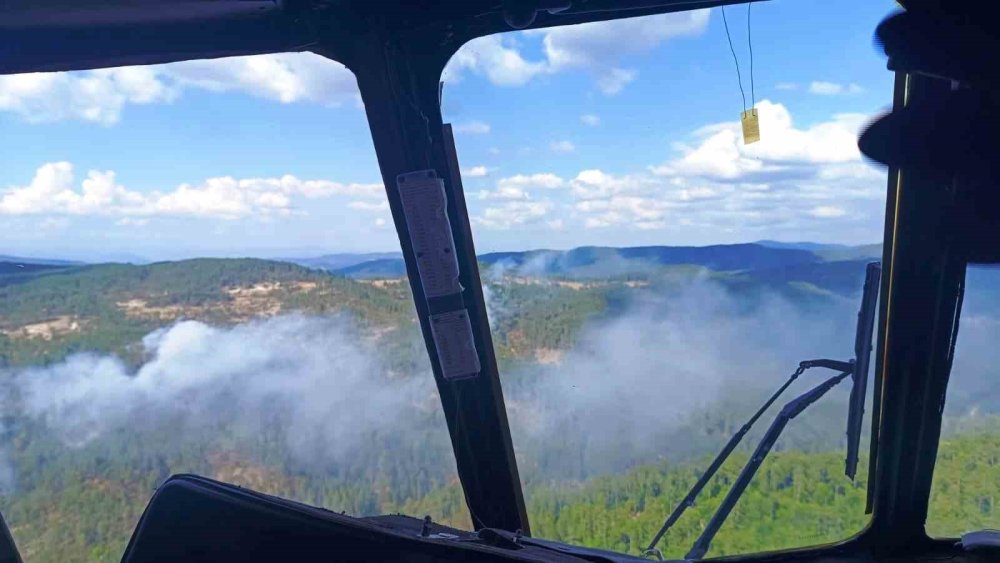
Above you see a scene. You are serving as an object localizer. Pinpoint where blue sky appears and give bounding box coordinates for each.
[0,0,898,261]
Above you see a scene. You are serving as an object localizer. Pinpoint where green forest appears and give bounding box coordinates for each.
[2,428,996,561]
[0,257,996,561]
[405,429,1000,558]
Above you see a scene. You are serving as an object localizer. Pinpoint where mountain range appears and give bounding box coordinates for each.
[2,242,882,281]
[293,242,883,279]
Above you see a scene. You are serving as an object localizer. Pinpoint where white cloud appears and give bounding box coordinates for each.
[0,163,146,215]
[549,140,576,153]
[576,195,673,229]
[808,81,864,96]
[653,100,865,180]
[282,178,383,199]
[527,103,885,236]
[0,68,177,125]
[148,177,293,218]
[808,205,847,218]
[570,169,654,199]
[534,10,709,95]
[0,162,385,220]
[479,186,530,200]
[583,101,882,234]
[0,53,358,125]
[497,173,565,191]
[580,114,601,126]
[164,53,357,105]
[445,10,710,95]
[775,82,799,91]
[478,173,565,200]
[475,200,553,229]
[463,165,490,177]
[454,120,492,134]
[444,35,548,87]
[595,68,637,95]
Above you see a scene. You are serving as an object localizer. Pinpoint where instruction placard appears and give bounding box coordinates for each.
[429,309,481,380]
[396,170,462,298]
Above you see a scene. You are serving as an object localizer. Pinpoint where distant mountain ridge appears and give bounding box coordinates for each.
[4,242,882,283]
[0,255,82,267]
[754,240,851,251]
[284,252,402,272]
[284,242,882,279]
[0,262,68,276]
[480,244,820,277]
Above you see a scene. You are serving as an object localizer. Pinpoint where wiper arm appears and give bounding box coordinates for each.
[644,265,879,560]
[643,360,852,558]
[684,369,852,561]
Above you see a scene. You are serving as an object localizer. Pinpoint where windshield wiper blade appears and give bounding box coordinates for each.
[642,360,851,558]
[684,369,852,561]
[845,262,881,480]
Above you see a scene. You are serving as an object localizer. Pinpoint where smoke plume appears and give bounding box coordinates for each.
[493,276,864,480]
[4,268,996,496]
[5,315,440,476]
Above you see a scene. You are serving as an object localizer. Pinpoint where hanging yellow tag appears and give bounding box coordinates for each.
[741,108,760,145]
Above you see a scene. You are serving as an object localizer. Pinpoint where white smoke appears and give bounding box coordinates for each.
[10,315,436,469]
[482,258,518,330]
[8,268,970,490]
[497,276,862,479]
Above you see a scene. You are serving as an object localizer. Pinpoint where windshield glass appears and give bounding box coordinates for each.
[926,264,1000,538]
[0,54,464,561]
[443,0,895,557]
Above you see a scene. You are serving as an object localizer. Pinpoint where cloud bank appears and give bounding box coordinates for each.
[0,53,359,125]
[0,162,384,220]
[444,10,710,95]
[470,101,884,237]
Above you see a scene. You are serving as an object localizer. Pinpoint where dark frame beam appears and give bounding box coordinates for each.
[0,0,763,75]
[0,510,21,563]
[326,23,530,533]
[0,13,316,74]
[862,73,966,552]
[865,71,909,515]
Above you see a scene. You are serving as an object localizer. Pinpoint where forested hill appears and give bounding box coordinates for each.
[0,251,878,367]
[0,257,619,369]
[0,258,417,367]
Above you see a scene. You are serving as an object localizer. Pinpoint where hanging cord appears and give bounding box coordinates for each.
[748,1,755,107]
[721,6,747,112]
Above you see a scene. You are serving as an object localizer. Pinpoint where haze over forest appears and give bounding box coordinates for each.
[0,241,997,561]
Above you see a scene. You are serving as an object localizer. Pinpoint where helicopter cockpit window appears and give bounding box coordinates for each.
[926,264,1000,538]
[0,53,465,560]
[443,0,894,558]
